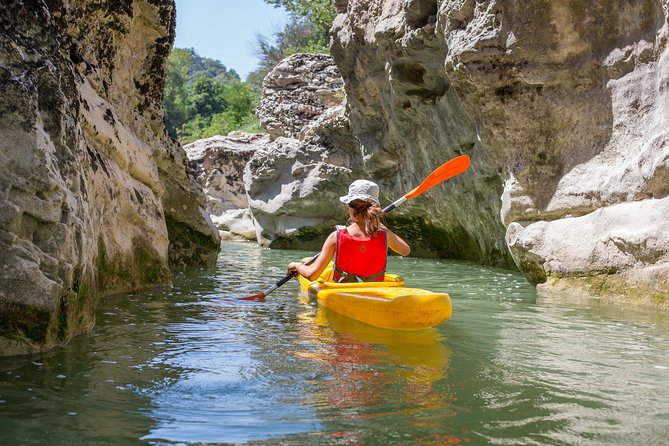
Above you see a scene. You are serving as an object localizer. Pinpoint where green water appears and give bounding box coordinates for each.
[1,242,669,445]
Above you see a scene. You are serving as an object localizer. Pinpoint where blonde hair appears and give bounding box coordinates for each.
[347,199,383,236]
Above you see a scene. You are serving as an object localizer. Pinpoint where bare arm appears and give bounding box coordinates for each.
[287,231,337,281]
[384,226,411,256]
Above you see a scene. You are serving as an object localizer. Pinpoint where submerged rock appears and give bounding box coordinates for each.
[0,0,219,355]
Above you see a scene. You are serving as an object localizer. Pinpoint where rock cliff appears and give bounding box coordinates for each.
[246,53,363,249]
[330,0,669,305]
[0,0,220,355]
[184,132,267,240]
[240,33,509,263]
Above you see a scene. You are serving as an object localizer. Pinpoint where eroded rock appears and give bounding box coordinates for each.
[330,0,669,301]
[257,53,345,140]
[185,132,267,240]
[244,54,363,248]
[0,0,219,355]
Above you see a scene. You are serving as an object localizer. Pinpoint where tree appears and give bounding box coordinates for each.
[163,48,192,137]
[188,75,226,117]
[249,1,337,92]
[163,49,261,143]
[264,0,336,49]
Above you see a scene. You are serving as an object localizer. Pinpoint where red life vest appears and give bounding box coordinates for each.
[333,225,387,282]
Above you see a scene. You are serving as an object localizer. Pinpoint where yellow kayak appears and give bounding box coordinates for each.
[298,263,452,330]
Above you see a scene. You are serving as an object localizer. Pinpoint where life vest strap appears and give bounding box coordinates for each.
[332,265,385,283]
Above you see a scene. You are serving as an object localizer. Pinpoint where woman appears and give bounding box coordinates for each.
[287,179,410,282]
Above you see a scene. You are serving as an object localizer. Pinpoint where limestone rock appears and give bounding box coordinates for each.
[244,137,354,247]
[244,54,364,248]
[185,132,267,240]
[331,0,669,301]
[257,53,345,140]
[330,0,511,265]
[0,0,219,355]
[249,49,504,259]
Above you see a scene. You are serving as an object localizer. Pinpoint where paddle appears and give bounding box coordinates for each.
[240,154,471,300]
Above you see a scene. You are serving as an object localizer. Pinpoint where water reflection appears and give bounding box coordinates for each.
[0,292,172,445]
[289,302,466,444]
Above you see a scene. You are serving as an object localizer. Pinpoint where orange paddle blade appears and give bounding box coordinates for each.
[404,155,471,199]
[240,293,266,301]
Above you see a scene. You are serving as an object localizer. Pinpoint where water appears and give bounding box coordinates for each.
[1,241,669,445]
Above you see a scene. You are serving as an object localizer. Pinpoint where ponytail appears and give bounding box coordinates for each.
[347,200,383,237]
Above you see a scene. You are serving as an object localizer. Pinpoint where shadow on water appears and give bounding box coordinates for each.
[2,241,669,445]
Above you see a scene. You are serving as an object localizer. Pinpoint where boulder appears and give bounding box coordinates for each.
[184,132,267,240]
[257,53,345,140]
[244,136,354,247]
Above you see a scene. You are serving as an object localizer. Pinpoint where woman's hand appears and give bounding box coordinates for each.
[287,261,302,275]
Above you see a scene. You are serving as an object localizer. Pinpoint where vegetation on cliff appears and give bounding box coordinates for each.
[163,48,260,144]
[248,0,336,90]
[163,0,337,144]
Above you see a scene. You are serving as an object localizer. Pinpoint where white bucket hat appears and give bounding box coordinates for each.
[339,179,380,206]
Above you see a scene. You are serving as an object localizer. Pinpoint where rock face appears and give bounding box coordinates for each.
[185,132,267,240]
[246,48,509,259]
[257,53,346,140]
[330,0,669,304]
[0,0,220,355]
[247,53,363,248]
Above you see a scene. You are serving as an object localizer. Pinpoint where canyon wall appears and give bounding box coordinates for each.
[0,0,220,355]
[328,0,668,305]
[244,49,503,259]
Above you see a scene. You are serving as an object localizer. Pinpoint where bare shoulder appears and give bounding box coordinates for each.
[323,231,337,246]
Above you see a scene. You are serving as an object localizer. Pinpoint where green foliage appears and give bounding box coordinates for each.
[163,48,261,143]
[265,0,336,47]
[163,48,192,137]
[164,2,337,141]
[249,0,336,91]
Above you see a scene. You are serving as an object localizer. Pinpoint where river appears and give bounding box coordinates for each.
[1,241,668,445]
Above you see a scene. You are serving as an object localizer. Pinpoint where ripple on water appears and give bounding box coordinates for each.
[2,242,669,445]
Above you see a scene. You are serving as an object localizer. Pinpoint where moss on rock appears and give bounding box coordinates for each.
[269,223,335,251]
[540,274,669,312]
[384,215,482,260]
[165,215,220,268]
[96,236,170,291]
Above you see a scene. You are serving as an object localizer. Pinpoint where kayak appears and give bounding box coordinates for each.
[298,262,452,330]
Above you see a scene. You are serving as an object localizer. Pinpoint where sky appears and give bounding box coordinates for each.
[173,0,290,80]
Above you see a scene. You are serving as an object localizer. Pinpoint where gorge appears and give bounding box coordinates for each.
[1,0,668,356]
